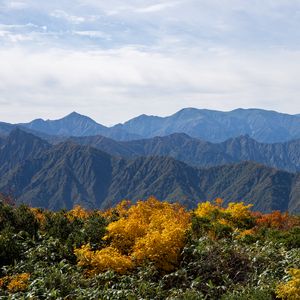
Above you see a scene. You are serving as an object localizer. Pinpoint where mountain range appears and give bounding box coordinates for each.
[1,108,300,143]
[115,108,300,143]
[0,128,299,213]
[66,133,300,173]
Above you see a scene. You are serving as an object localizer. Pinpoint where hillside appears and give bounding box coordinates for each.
[0,121,15,136]
[69,133,300,173]
[0,130,299,212]
[0,128,51,175]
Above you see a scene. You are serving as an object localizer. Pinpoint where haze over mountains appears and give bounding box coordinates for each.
[0,108,300,213]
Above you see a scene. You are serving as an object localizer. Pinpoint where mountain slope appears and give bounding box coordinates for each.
[0,122,15,136]
[0,128,51,175]
[198,162,294,212]
[289,174,300,213]
[0,134,299,213]
[69,133,300,173]
[1,142,114,210]
[115,108,300,143]
[20,112,140,141]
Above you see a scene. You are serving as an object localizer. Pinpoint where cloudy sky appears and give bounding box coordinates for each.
[1,0,300,125]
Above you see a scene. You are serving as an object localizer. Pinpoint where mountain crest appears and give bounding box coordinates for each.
[63,111,95,121]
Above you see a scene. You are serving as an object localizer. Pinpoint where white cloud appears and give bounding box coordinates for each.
[0,29,34,42]
[74,31,111,40]
[0,45,300,124]
[135,1,182,13]
[50,10,86,24]
[0,1,300,123]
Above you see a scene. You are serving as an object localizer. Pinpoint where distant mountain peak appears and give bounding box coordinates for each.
[172,107,219,118]
[175,107,201,115]
[65,111,85,118]
[62,111,95,122]
[177,107,201,113]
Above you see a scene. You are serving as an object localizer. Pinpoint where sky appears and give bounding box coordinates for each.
[1,0,300,125]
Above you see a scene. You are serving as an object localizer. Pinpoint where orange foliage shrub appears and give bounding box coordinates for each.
[30,208,46,228]
[255,211,300,230]
[0,276,9,289]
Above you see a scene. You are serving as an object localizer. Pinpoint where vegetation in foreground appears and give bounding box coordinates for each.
[0,194,299,299]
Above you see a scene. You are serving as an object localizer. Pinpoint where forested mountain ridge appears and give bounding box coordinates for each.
[0,128,51,175]
[0,129,299,213]
[68,132,300,173]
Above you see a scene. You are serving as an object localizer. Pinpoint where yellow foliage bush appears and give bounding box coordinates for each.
[106,197,191,270]
[226,202,253,221]
[276,269,300,300]
[101,200,132,220]
[74,244,133,275]
[131,207,190,271]
[67,205,90,221]
[75,197,191,273]
[194,201,220,218]
[195,200,253,224]
[194,199,255,238]
[237,229,255,239]
[0,273,30,292]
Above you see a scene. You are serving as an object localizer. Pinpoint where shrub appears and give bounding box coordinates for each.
[75,244,133,275]
[276,269,300,300]
[75,197,191,273]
